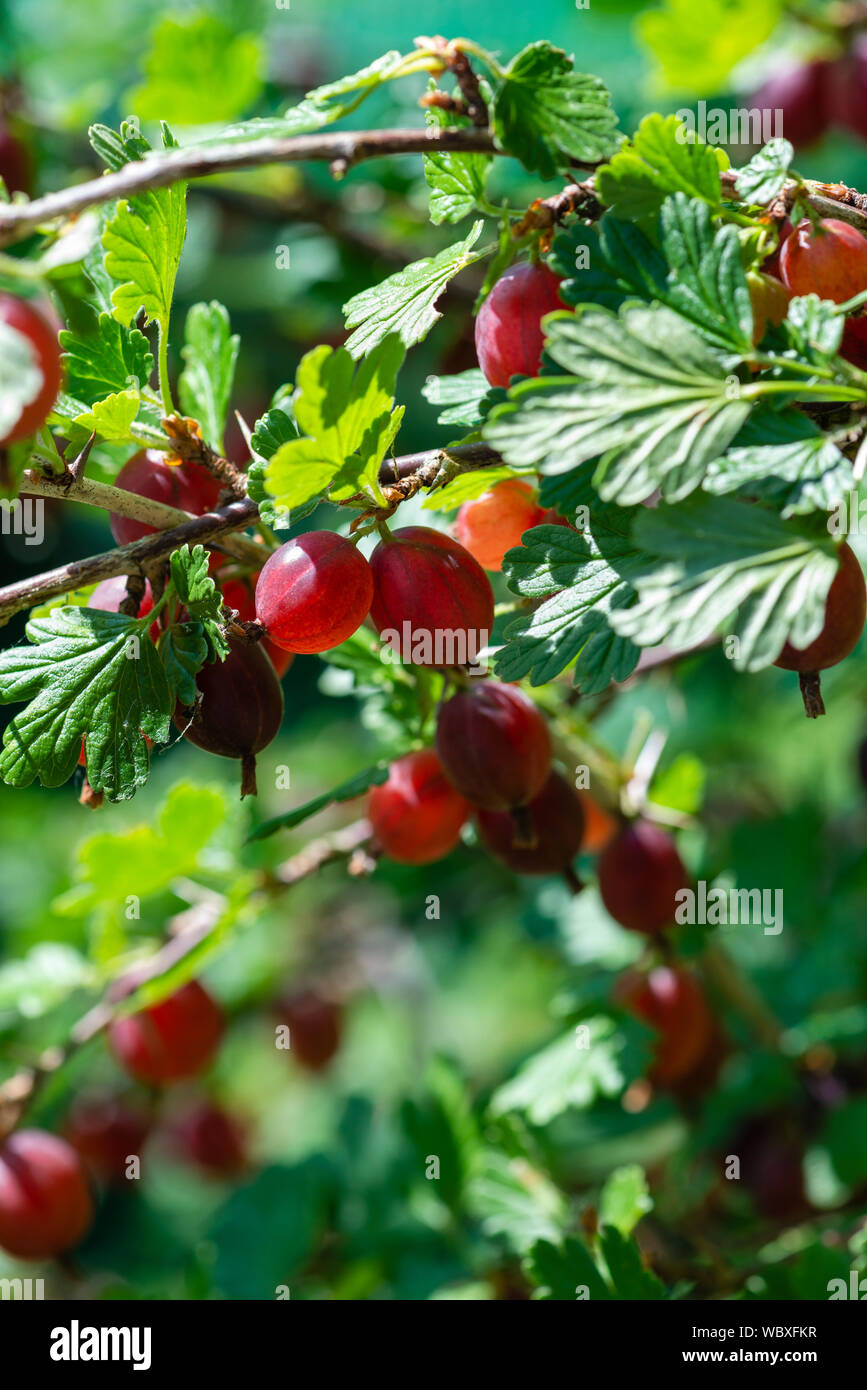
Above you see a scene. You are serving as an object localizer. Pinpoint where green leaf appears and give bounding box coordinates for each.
[735,138,794,204]
[595,115,724,224]
[489,1016,633,1125]
[822,1095,867,1186]
[424,104,491,225]
[497,519,642,692]
[525,1237,613,1301]
[53,782,227,916]
[60,315,154,406]
[178,301,239,453]
[89,118,151,171]
[210,1159,334,1299]
[637,0,783,97]
[343,222,485,358]
[265,337,403,511]
[422,465,517,513]
[649,753,706,815]
[73,389,140,441]
[466,1149,567,1254]
[609,495,844,671]
[247,765,388,842]
[0,607,173,800]
[159,623,209,705]
[421,368,502,429]
[703,408,854,517]
[0,944,94,1018]
[598,1166,654,1237]
[208,51,420,147]
[599,1225,667,1300]
[103,183,186,330]
[485,303,750,505]
[403,1056,481,1207]
[89,119,152,170]
[491,42,620,179]
[128,13,262,125]
[554,196,753,353]
[251,399,299,459]
[169,544,225,635]
[0,316,47,439]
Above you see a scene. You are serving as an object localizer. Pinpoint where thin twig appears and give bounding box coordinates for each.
[0,127,498,245]
[21,469,268,567]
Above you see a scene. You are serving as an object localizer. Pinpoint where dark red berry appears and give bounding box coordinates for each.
[255,531,374,654]
[780,218,867,303]
[614,966,714,1087]
[598,820,688,935]
[0,1129,93,1259]
[109,450,222,545]
[174,639,284,798]
[455,479,545,572]
[0,294,62,445]
[369,526,494,668]
[108,980,223,1086]
[64,1094,151,1185]
[477,770,585,875]
[0,124,32,195]
[475,262,567,388]
[435,679,552,813]
[277,989,342,1072]
[170,1101,248,1178]
[750,61,830,150]
[368,749,470,865]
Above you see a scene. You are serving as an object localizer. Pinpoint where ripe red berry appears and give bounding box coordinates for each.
[277,989,342,1071]
[0,294,62,445]
[220,576,294,677]
[255,531,374,654]
[435,680,552,813]
[750,61,830,150]
[108,980,224,1086]
[780,218,867,302]
[477,770,585,875]
[733,1116,808,1221]
[761,218,793,280]
[368,748,470,865]
[109,450,222,546]
[774,542,866,673]
[475,261,567,388]
[0,124,32,195]
[0,1129,93,1259]
[170,1101,248,1178]
[369,526,494,668]
[64,1095,151,1185]
[614,966,714,1087]
[598,820,688,935]
[747,271,791,344]
[455,479,545,572]
[174,639,284,797]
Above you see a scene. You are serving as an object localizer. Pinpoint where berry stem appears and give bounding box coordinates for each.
[798,670,826,718]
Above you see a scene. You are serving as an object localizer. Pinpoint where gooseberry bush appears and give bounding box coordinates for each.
[1,24,867,1306]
